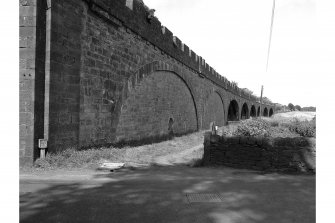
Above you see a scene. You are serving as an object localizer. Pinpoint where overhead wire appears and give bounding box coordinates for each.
[266,0,276,72]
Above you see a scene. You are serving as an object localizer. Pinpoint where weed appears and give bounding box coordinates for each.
[34,148,115,169]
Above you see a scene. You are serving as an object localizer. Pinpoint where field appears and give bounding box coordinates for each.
[271,111,316,121]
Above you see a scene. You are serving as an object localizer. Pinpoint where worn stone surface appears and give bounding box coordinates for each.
[203,92,225,129]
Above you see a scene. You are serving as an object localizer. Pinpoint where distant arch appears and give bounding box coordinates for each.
[241,103,249,120]
[263,107,268,117]
[250,105,256,117]
[228,100,239,121]
[269,108,274,117]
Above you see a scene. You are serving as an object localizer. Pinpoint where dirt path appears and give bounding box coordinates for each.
[114,132,206,168]
[152,144,203,166]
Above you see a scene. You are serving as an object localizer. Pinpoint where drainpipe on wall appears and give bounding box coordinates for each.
[39,0,52,158]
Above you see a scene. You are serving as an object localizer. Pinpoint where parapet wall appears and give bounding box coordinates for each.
[203,132,316,173]
[86,0,269,104]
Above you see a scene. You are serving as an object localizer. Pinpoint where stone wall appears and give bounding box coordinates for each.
[203,132,316,173]
[45,0,275,151]
[19,0,276,165]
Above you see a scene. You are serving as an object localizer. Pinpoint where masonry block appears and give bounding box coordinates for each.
[226,136,240,144]
[20,6,36,16]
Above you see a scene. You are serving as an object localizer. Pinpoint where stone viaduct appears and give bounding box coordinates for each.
[19,0,275,165]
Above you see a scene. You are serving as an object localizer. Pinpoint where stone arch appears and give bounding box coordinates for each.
[116,62,198,143]
[250,105,256,117]
[241,103,249,120]
[203,91,225,129]
[269,108,274,117]
[125,61,199,128]
[228,99,239,121]
[263,107,269,117]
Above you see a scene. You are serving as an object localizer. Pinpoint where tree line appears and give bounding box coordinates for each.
[275,103,316,112]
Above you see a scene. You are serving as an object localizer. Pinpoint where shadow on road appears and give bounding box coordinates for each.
[20,166,315,223]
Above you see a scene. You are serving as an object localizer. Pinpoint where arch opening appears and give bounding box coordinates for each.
[228,100,239,121]
[263,107,269,117]
[269,108,274,117]
[250,105,256,117]
[241,103,249,120]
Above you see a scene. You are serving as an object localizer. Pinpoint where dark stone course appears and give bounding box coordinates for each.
[203,133,316,173]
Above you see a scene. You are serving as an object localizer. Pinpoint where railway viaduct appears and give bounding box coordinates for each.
[19,0,275,165]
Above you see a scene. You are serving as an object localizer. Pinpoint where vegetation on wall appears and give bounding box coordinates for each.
[262,97,272,104]
[242,88,253,95]
[233,119,271,137]
[231,117,316,138]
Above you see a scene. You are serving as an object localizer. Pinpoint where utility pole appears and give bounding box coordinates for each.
[266,0,276,72]
[260,85,264,118]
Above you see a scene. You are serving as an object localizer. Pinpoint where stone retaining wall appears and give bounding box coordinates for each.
[203,132,316,173]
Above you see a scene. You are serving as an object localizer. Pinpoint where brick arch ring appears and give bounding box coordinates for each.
[121,60,200,130]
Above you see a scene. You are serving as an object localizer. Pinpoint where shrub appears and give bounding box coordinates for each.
[269,120,279,127]
[287,118,316,137]
[294,105,302,111]
[233,119,271,137]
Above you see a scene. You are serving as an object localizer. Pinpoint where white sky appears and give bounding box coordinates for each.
[144,0,317,107]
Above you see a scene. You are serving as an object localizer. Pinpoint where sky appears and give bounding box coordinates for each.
[144,0,318,107]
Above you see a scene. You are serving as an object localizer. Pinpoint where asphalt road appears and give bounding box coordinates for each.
[20,166,315,223]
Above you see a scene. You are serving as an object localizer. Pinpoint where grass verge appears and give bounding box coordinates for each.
[28,131,206,171]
